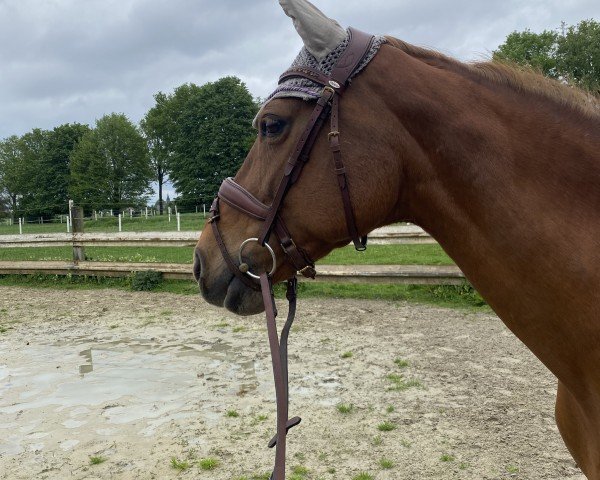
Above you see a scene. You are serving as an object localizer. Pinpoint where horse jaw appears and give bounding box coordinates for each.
[278,0,346,61]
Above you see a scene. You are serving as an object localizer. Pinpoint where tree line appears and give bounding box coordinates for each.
[493,19,600,93]
[1,19,597,220]
[0,76,258,220]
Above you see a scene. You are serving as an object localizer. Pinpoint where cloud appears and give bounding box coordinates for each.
[0,0,598,140]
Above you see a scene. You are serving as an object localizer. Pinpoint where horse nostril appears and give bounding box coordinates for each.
[193,249,202,282]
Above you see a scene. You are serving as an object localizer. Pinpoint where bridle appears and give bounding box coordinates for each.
[207,28,377,479]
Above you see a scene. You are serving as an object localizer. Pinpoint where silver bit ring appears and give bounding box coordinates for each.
[238,238,277,280]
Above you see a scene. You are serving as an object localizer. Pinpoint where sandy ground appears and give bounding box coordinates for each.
[0,286,584,480]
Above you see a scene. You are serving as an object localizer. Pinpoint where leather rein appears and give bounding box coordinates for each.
[207,28,376,479]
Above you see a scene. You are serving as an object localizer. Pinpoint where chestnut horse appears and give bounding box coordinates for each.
[194,8,600,480]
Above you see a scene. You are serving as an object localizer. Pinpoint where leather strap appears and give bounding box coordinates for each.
[207,28,378,479]
[330,28,376,87]
[329,95,367,250]
[279,67,333,88]
[216,179,317,277]
[209,199,261,291]
[257,86,335,247]
[261,274,301,480]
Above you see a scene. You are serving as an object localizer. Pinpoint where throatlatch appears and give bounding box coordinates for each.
[208,27,378,479]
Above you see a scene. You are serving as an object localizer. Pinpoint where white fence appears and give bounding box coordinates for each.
[0,226,435,248]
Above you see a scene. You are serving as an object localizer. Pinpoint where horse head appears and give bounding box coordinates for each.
[194,0,407,315]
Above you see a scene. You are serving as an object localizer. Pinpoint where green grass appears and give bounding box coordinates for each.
[336,403,354,414]
[198,457,219,470]
[0,274,488,310]
[226,410,239,418]
[0,212,207,235]
[440,454,455,462]
[0,246,194,263]
[394,358,409,368]
[89,456,107,465]
[352,473,374,480]
[0,244,450,266]
[377,421,396,432]
[291,282,487,309]
[324,244,452,265]
[341,351,353,359]
[290,465,309,479]
[170,457,190,470]
[379,458,394,469]
[386,373,423,391]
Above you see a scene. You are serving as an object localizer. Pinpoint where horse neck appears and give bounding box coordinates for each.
[378,46,600,380]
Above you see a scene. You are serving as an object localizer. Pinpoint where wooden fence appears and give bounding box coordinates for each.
[0,261,464,285]
[0,226,435,248]
[0,226,466,285]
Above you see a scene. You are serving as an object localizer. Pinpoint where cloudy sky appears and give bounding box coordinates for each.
[1,0,598,139]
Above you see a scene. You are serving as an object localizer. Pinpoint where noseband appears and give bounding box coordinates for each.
[207,28,377,479]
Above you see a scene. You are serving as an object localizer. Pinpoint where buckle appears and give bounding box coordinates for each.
[299,265,317,279]
[328,131,340,139]
[280,238,296,255]
[207,214,219,224]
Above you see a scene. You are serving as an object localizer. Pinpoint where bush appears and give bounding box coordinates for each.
[131,270,163,291]
[427,283,486,307]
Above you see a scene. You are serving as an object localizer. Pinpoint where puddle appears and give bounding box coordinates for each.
[0,332,340,457]
[0,336,263,455]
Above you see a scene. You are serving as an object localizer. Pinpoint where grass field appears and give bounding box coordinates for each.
[0,213,207,235]
[0,274,487,310]
[0,244,454,265]
[0,233,480,308]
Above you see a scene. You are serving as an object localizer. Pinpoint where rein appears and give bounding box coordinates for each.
[208,28,376,479]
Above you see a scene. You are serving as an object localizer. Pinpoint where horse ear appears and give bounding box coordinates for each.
[279,0,346,61]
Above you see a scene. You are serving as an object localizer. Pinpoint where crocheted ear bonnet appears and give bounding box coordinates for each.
[264,30,387,105]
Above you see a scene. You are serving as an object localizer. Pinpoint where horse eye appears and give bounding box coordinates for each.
[261,118,286,137]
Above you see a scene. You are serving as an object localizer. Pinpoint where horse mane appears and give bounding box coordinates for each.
[385,36,600,120]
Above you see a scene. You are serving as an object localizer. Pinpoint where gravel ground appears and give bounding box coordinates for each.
[0,287,584,479]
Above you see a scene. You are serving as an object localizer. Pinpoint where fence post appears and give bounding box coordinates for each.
[118,214,122,232]
[71,206,85,263]
[176,212,181,232]
[18,218,22,235]
[168,207,171,222]
[145,207,148,219]
[203,204,206,218]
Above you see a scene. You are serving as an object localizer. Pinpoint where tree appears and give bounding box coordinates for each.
[493,29,559,78]
[0,135,27,220]
[556,20,600,93]
[140,93,173,215]
[70,113,152,212]
[0,131,48,219]
[494,19,600,94]
[146,77,258,208]
[39,123,90,217]
[0,124,89,219]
